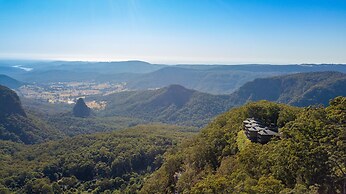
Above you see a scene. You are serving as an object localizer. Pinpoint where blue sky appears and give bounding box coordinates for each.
[0,0,345,64]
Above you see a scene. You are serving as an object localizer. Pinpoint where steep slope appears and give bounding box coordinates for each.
[230,71,346,106]
[0,85,26,117]
[97,85,234,127]
[0,85,63,144]
[142,97,345,194]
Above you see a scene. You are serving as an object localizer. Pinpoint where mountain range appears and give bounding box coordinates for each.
[2,60,346,94]
[2,69,345,130]
[125,64,346,94]
[93,71,346,127]
[124,66,282,94]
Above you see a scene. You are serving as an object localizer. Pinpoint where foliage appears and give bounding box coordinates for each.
[47,114,151,136]
[142,98,345,194]
[0,114,64,144]
[0,124,195,193]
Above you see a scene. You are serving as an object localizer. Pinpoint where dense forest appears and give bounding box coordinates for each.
[141,97,346,194]
[1,95,344,193]
[47,115,149,137]
[0,125,195,193]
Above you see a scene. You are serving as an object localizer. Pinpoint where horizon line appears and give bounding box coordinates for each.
[0,57,345,66]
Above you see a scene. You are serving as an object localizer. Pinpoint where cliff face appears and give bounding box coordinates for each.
[0,85,26,117]
[73,98,91,118]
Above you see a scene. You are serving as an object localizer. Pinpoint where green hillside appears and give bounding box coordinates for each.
[0,124,195,193]
[141,97,345,194]
[97,85,234,127]
[230,71,346,106]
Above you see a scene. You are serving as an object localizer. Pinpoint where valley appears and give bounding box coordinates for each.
[1,1,346,193]
[0,61,345,193]
[17,81,127,107]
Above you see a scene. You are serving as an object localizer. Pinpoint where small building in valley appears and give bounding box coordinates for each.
[243,118,280,144]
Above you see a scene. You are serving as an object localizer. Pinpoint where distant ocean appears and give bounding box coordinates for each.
[13,65,33,72]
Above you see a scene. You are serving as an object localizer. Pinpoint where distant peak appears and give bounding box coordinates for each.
[163,84,196,94]
[166,84,188,90]
[148,85,195,108]
[73,98,91,117]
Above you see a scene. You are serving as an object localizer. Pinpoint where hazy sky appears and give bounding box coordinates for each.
[0,0,345,64]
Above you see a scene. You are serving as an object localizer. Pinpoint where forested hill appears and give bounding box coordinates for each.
[97,85,234,127]
[230,71,346,107]
[142,97,346,194]
[0,85,63,144]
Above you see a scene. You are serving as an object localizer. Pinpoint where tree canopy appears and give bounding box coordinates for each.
[142,97,346,194]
